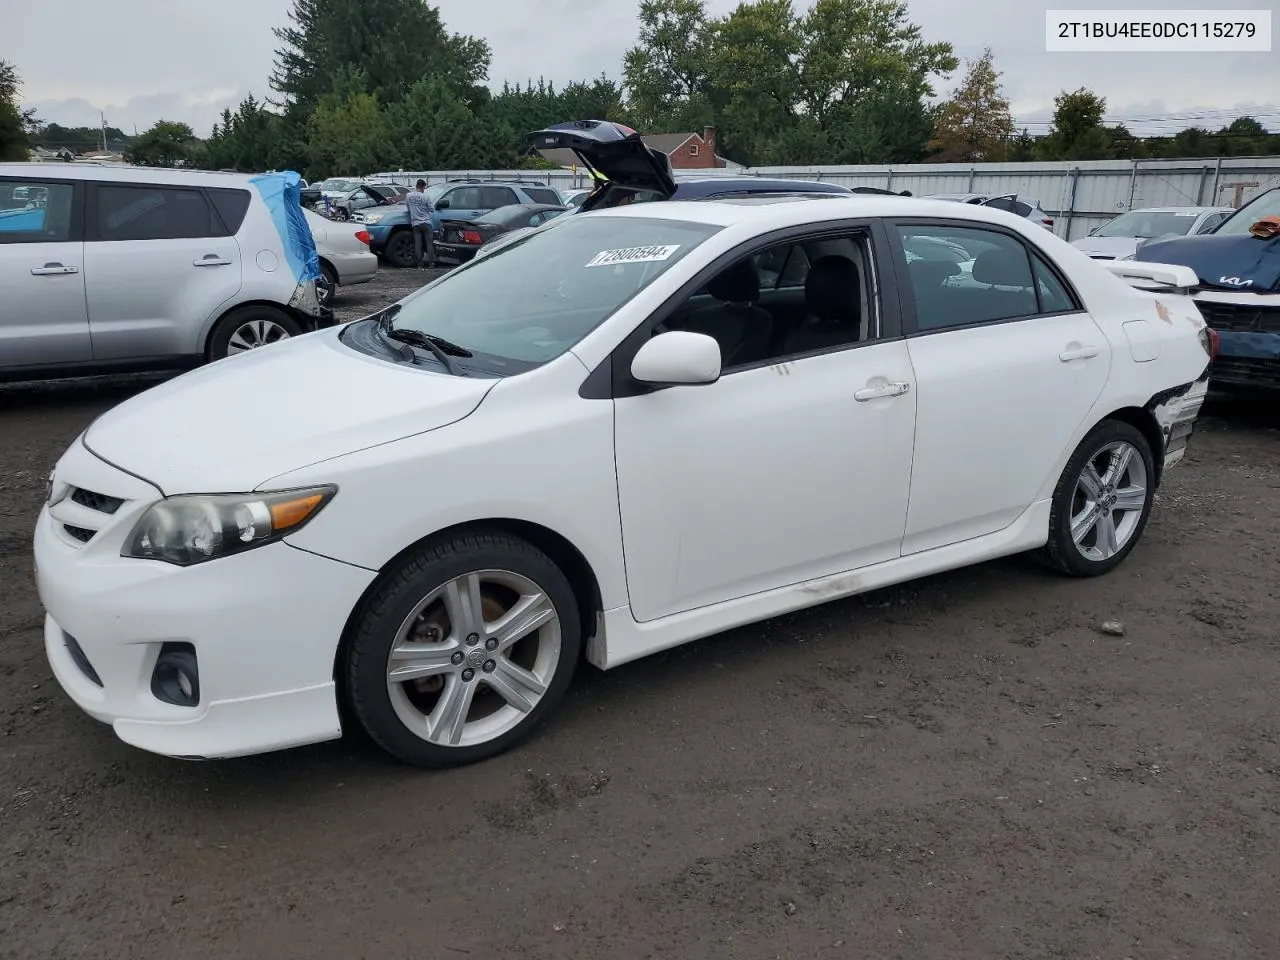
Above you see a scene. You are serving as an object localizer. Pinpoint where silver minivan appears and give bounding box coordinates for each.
[0,163,331,382]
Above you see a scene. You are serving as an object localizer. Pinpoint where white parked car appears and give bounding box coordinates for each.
[303,208,377,307]
[1071,206,1234,260]
[35,196,1214,768]
[0,163,330,382]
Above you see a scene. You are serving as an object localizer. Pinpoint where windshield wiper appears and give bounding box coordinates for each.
[378,314,472,376]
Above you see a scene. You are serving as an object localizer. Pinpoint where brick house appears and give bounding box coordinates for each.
[642,126,727,170]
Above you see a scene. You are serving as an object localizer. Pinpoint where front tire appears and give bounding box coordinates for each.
[206,305,302,361]
[384,229,417,268]
[346,531,582,768]
[1036,419,1156,577]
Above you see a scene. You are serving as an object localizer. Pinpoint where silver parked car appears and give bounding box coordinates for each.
[0,164,331,382]
[1070,206,1234,260]
[924,193,1055,230]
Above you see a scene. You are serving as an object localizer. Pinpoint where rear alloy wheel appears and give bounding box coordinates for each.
[346,532,581,768]
[385,229,417,268]
[206,305,303,361]
[1036,420,1156,577]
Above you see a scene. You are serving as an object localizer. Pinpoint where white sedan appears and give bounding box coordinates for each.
[35,196,1215,768]
[304,207,378,308]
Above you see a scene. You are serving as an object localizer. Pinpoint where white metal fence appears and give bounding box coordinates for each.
[370,157,1280,241]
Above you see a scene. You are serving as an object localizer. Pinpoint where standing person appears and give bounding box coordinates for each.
[404,179,437,270]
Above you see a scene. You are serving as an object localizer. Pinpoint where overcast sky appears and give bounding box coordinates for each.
[11,0,1279,143]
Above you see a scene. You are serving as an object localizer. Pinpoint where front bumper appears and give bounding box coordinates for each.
[35,441,376,759]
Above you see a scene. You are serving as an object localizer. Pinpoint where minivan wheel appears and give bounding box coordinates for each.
[346,531,582,768]
[385,229,417,268]
[207,305,303,361]
[1035,419,1156,577]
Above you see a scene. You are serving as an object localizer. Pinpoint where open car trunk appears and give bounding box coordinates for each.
[522,121,677,201]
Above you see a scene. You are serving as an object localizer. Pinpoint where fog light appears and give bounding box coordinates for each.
[151,643,200,707]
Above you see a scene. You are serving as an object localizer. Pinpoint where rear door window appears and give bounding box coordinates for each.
[444,186,484,210]
[479,186,517,209]
[522,186,562,205]
[93,185,223,241]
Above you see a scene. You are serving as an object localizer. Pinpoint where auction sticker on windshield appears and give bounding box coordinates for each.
[586,244,681,267]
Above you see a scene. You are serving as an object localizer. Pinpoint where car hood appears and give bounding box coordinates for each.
[1070,236,1141,259]
[82,331,495,495]
[1134,233,1280,292]
[523,120,677,198]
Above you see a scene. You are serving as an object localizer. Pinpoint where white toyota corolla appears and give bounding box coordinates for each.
[35,195,1215,768]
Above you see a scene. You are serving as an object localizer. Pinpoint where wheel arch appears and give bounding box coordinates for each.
[1092,405,1166,486]
[331,518,605,696]
[202,299,306,359]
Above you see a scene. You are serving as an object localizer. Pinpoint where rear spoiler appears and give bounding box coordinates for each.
[1103,261,1199,295]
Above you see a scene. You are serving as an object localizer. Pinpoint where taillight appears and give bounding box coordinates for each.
[354,230,371,245]
[1200,326,1220,359]
[1042,218,1055,228]
[461,230,483,244]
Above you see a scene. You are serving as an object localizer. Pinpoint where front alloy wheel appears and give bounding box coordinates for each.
[346,532,581,767]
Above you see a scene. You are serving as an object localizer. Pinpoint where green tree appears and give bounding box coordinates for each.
[926,48,1014,162]
[622,0,715,133]
[306,81,387,177]
[126,120,199,167]
[205,94,283,171]
[0,61,37,162]
[1038,88,1111,160]
[385,77,493,170]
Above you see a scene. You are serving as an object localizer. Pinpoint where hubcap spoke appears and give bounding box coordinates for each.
[485,657,548,714]
[443,573,486,640]
[1071,504,1101,544]
[387,640,459,683]
[428,675,478,745]
[1105,445,1134,486]
[1094,511,1120,557]
[491,592,555,651]
[1078,463,1104,500]
[1113,486,1146,512]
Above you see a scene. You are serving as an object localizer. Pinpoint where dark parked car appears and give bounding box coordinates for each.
[1132,186,1280,388]
[436,203,569,263]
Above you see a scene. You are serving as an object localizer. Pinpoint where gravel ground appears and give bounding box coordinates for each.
[1,266,1279,960]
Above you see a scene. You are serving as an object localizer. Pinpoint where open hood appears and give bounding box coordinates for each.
[522,120,677,198]
[1134,233,1280,293]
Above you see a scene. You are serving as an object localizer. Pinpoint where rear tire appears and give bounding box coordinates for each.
[317,263,338,307]
[1034,419,1156,577]
[345,531,582,768]
[206,305,302,361]
[385,229,417,268]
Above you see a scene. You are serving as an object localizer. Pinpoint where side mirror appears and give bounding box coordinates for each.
[436,197,450,209]
[630,331,721,386]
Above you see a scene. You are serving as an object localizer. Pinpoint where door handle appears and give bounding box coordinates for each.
[854,381,910,402]
[1059,345,1100,362]
[193,256,233,267]
[30,263,78,275]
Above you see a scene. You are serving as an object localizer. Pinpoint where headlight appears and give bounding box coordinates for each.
[362,213,383,224]
[122,486,336,566]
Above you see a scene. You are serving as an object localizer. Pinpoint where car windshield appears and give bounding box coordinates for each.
[1214,188,1280,235]
[384,214,721,367]
[1094,211,1201,238]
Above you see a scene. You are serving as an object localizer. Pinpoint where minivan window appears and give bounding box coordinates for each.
[383,214,721,366]
[0,179,75,243]
[207,187,252,234]
[94,185,222,241]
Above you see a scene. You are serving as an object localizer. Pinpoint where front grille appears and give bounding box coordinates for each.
[1211,356,1280,387]
[63,525,95,543]
[1195,300,1280,334]
[63,632,103,687]
[70,487,123,515]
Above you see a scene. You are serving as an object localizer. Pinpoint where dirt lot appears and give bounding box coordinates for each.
[2,267,1279,960]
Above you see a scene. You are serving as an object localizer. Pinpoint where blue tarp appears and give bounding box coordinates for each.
[0,208,44,233]
[249,171,321,283]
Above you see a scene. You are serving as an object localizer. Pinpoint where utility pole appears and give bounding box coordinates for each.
[1220,181,1259,208]
[100,112,107,153]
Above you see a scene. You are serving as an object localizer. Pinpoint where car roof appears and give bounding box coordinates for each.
[585,195,1043,231]
[672,177,850,198]
[0,162,262,186]
[1122,205,1233,213]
